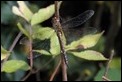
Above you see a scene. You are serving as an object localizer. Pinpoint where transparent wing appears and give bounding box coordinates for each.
[61,10,94,28]
[63,27,97,44]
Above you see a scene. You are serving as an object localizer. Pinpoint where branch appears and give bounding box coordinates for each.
[1,32,22,70]
[49,59,61,81]
[21,57,54,81]
[102,50,114,81]
[21,71,32,81]
[102,76,111,81]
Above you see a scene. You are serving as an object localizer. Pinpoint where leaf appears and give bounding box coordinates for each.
[2,60,30,73]
[17,23,30,38]
[33,49,51,55]
[17,1,33,21]
[12,6,25,20]
[31,4,55,25]
[109,58,121,69]
[1,46,10,60]
[32,26,55,40]
[91,36,105,52]
[65,31,104,51]
[50,33,60,56]
[31,1,62,25]
[69,50,107,61]
[12,1,33,21]
[95,67,121,81]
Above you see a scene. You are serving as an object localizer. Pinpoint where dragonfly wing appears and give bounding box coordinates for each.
[61,10,94,28]
[63,27,97,44]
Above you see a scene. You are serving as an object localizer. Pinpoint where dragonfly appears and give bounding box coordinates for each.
[20,10,95,61]
[52,10,94,66]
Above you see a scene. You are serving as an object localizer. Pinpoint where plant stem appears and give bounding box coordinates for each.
[21,71,32,81]
[9,32,22,52]
[1,32,22,71]
[102,50,114,81]
[102,76,111,81]
[49,59,61,81]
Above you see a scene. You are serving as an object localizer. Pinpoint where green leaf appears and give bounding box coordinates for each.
[1,46,10,60]
[12,6,26,20]
[65,31,104,51]
[109,58,121,69]
[50,33,60,56]
[32,26,55,40]
[17,23,30,38]
[33,49,51,55]
[2,60,30,73]
[31,4,55,25]
[12,1,33,21]
[17,1,33,21]
[95,67,121,81]
[31,1,62,25]
[69,50,107,61]
[91,36,105,52]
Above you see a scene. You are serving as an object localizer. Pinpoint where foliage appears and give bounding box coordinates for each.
[95,67,121,81]
[2,60,30,73]
[1,1,121,81]
[1,46,10,60]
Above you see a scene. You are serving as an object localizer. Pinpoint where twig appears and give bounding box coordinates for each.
[21,71,32,81]
[102,50,114,81]
[33,55,55,73]
[61,55,67,81]
[53,1,68,81]
[21,57,54,81]
[104,50,114,77]
[9,32,22,52]
[1,32,22,71]
[102,76,111,81]
[49,59,61,81]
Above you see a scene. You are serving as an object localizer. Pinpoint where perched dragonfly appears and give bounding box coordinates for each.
[20,10,95,60]
[52,10,94,66]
